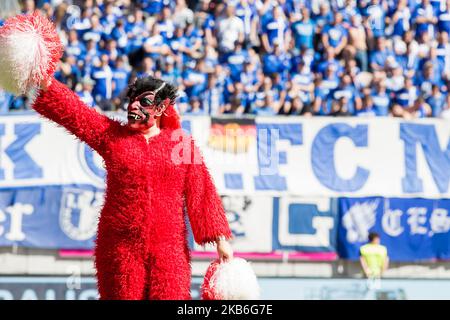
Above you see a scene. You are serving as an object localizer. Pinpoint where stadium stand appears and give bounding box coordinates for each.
[0,0,449,118]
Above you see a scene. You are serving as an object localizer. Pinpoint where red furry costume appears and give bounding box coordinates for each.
[32,79,232,300]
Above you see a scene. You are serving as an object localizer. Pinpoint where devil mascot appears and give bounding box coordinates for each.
[0,12,240,300]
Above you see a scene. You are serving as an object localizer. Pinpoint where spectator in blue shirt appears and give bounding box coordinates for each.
[332,74,362,114]
[157,6,175,41]
[112,56,131,98]
[142,0,164,16]
[316,47,343,76]
[235,0,258,44]
[143,23,170,61]
[392,76,420,117]
[356,94,377,117]
[201,73,225,116]
[100,2,120,35]
[322,11,348,55]
[290,60,314,106]
[364,0,387,38]
[291,7,315,50]
[102,39,120,62]
[91,54,114,106]
[438,2,450,33]
[186,96,206,115]
[370,37,396,71]
[412,96,433,117]
[416,61,443,98]
[253,93,278,116]
[66,29,86,60]
[262,41,290,77]
[182,59,207,98]
[390,0,411,38]
[413,0,438,37]
[161,57,181,86]
[372,81,391,116]
[226,42,249,82]
[436,32,450,67]
[427,84,447,116]
[312,75,331,115]
[261,6,289,52]
[110,18,129,54]
[83,14,104,43]
[312,2,333,34]
[76,76,96,108]
[136,57,155,78]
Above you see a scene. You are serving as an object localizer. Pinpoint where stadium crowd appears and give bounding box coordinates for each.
[0,0,450,118]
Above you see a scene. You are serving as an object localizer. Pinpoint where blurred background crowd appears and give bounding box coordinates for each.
[0,0,450,118]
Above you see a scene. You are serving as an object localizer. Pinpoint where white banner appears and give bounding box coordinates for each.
[0,114,447,198]
[189,117,450,198]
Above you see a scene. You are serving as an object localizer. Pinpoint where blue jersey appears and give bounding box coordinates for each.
[262,17,288,48]
[112,68,130,97]
[395,87,418,107]
[372,92,391,116]
[427,93,446,117]
[332,85,359,114]
[235,3,256,35]
[438,9,450,33]
[66,41,86,58]
[142,0,163,15]
[183,69,207,97]
[158,21,175,40]
[76,90,95,108]
[366,4,385,37]
[323,24,347,48]
[91,66,114,100]
[413,4,436,35]
[263,53,290,76]
[227,51,248,81]
[201,86,225,116]
[392,8,411,36]
[291,20,315,49]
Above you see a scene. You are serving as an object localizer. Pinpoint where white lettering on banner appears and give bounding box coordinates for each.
[382,209,404,237]
[4,203,33,241]
[59,189,102,241]
[407,207,428,235]
[429,209,450,234]
[342,201,378,243]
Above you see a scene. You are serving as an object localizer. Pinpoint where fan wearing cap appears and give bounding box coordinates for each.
[33,75,233,299]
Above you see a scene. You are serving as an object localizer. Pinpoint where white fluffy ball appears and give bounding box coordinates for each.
[202,258,260,300]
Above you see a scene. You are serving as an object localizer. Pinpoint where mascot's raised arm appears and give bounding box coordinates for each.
[0,12,263,300]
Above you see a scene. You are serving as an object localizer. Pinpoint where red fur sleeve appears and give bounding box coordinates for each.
[32,79,113,153]
[184,140,232,245]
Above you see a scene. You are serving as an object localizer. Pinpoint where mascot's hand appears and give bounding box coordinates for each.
[216,239,233,263]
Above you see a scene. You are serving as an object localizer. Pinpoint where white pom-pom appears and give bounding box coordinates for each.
[0,12,62,95]
[202,258,260,300]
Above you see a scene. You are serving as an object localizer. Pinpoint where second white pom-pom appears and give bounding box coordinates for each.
[202,258,260,300]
